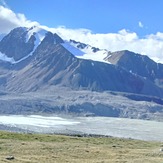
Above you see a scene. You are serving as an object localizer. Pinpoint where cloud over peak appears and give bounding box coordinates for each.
[0,5,39,34]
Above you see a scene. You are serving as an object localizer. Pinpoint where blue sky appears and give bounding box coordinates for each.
[0,0,163,63]
[3,0,163,36]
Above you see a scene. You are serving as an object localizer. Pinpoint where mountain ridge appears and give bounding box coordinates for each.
[0,27,162,98]
[104,50,163,88]
[0,27,162,120]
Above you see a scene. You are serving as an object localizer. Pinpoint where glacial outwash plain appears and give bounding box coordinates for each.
[0,26,163,162]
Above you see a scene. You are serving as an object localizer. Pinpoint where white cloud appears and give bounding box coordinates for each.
[0,5,39,34]
[0,0,8,8]
[0,5,163,63]
[138,21,144,28]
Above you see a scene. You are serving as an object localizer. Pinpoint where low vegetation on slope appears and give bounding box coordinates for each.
[0,131,163,163]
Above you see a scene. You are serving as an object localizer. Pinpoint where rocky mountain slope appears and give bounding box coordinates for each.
[104,50,163,88]
[0,27,162,96]
[0,26,162,119]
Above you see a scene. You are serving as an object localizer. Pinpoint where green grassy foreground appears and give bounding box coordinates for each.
[0,131,163,163]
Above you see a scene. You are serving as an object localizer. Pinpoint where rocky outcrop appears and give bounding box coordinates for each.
[104,50,163,87]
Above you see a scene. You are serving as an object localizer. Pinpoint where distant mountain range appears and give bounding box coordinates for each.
[0,26,162,119]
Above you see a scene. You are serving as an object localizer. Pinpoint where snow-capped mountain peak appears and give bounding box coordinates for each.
[0,27,163,100]
[0,26,50,64]
[0,26,111,64]
[68,39,110,63]
[26,26,48,43]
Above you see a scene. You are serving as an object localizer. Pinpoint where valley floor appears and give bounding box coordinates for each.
[0,131,163,163]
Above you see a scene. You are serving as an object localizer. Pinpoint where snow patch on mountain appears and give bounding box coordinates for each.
[13,35,41,64]
[0,51,31,64]
[69,40,110,63]
[0,27,110,64]
[0,34,5,41]
[0,51,33,64]
[26,26,47,43]
[0,52,15,63]
[61,42,85,56]
[12,36,40,64]
[0,31,41,64]
[77,51,110,63]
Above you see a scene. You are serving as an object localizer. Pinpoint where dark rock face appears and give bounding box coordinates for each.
[70,39,88,49]
[70,39,100,53]
[0,27,35,61]
[38,32,64,48]
[105,50,163,87]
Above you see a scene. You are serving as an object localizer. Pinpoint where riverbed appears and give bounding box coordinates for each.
[0,115,162,141]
